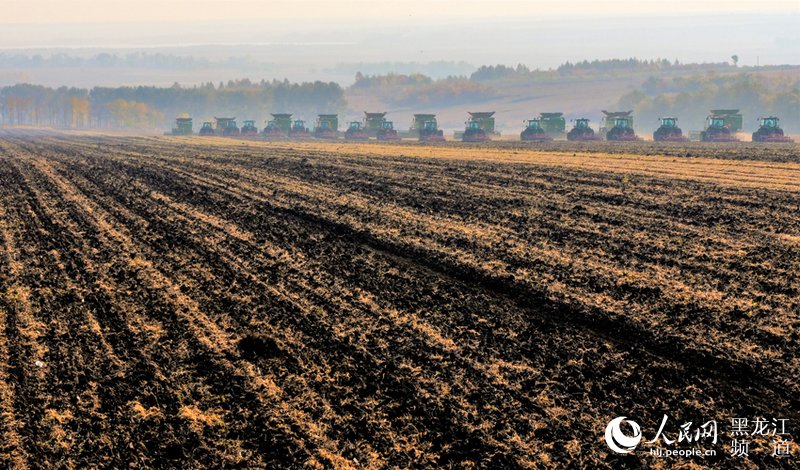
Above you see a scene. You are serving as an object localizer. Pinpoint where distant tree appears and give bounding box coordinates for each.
[731,55,739,67]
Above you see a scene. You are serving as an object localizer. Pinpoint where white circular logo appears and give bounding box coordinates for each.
[605,416,642,454]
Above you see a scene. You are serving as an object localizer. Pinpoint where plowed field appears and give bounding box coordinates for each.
[0,131,797,468]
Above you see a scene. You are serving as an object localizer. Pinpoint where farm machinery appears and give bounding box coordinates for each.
[520,119,552,142]
[701,115,738,142]
[700,110,741,142]
[364,112,388,137]
[653,117,688,142]
[345,121,370,140]
[462,112,495,142]
[215,117,239,137]
[262,114,292,139]
[169,114,193,135]
[314,114,339,139]
[462,121,489,142]
[412,114,445,142]
[752,117,793,142]
[539,112,566,140]
[602,111,640,141]
[240,120,259,137]
[364,112,399,140]
[288,119,311,139]
[199,121,215,136]
[567,118,601,141]
[376,121,400,141]
[262,120,286,139]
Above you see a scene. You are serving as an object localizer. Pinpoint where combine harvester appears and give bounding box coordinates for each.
[240,120,259,137]
[199,121,215,136]
[364,112,387,137]
[263,114,292,139]
[377,121,400,141]
[344,121,370,140]
[602,111,640,141]
[168,114,193,135]
[412,114,445,142]
[566,118,602,141]
[462,112,495,142]
[752,117,793,142]
[520,118,552,142]
[364,112,400,141]
[653,117,688,142]
[539,112,566,140]
[700,109,741,142]
[314,114,339,139]
[215,117,240,137]
[262,120,285,139]
[289,119,311,139]
[701,111,739,142]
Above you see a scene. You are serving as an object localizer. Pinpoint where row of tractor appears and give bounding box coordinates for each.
[170,109,794,143]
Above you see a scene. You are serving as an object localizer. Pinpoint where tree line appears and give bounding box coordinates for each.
[469,59,735,82]
[0,79,346,129]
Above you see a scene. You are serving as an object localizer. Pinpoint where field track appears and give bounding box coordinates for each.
[0,130,797,468]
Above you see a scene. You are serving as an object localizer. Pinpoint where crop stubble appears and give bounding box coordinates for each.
[0,131,797,468]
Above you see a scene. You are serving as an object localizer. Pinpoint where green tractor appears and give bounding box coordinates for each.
[462,120,489,142]
[752,117,793,143]
[701,115,738,142]
[602,111,640,141]
[288,119,311,139]
[315,114,339,139]
[567,118,601,141]
[653,117,688,142]
[419,119,445,142]
[240,120,259,137]
[520,119,552,142]
[215,117,239,137]
[345,121,369,140]
[199,121,215,136]
[377,121,400,141]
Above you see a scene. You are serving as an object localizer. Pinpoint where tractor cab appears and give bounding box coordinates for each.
[525,119,543,131]
[423,120,438,131]
[613,117,630,129]
[708,117,727,129]
[575,118,590,129]
[760,117,779,129]
[293,120,307,130]
[348,121,363,130]
[382,121,395,130]
[659,117,677,128]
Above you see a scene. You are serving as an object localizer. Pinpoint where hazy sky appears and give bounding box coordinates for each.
[3,0,798,23]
